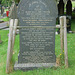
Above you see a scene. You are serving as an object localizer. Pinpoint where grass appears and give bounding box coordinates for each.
[4,9,8,13]
[0,29,75,75]
[71,19,75,31]
[0,17,9,22]
[72,1,75,8]
[0,6,75,74]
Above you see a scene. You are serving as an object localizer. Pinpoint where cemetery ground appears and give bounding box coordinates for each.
[0,17,9,22]
[0,20,75,75]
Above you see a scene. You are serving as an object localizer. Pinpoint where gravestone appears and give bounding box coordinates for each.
[66,0,72,32]
[14,0,58,70]
[9,2,17,19]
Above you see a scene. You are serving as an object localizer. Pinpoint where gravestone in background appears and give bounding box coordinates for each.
[9,2,17,19]
[14,0,58,70]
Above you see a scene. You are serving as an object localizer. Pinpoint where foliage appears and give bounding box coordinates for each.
[0,0,75,7]
[71,19,75,31]
[0,0,20,6]
[0,0,12,6]
[72,1,75,8]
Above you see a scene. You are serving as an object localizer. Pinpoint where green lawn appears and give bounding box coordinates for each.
[72,1,75,8]
[4,9,8,13]
[0,30,75,75]
[0,17,9,22]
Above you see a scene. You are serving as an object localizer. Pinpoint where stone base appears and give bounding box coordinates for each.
[14,62,56,71]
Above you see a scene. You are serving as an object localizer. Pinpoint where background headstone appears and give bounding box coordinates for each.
[66,0,72,32]
[14,0,58,70]
[9,2,17,19]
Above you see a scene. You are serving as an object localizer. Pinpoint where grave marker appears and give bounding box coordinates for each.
[9,2,17,19]
[14,0,58,70]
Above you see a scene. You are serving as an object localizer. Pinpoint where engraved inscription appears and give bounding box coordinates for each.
[20,27,54,51]
[18,1,55,26]
[21,8,52,26]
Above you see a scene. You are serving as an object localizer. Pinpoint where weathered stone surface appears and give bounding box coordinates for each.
[14,0,58,70]
[9,2,17,19]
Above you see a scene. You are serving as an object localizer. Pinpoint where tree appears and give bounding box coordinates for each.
[0,0,20,6]
[0,0,12,6]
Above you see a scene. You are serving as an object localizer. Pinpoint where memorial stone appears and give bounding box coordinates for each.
[58,0,64,16]
[14,0,58,70]
[66,0,72,32]
[9,2,17,19]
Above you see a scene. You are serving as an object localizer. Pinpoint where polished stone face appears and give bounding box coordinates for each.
[14,0,58,70]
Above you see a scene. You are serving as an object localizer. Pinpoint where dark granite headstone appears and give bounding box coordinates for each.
[66,0,72,32]
[14,0,58,70]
